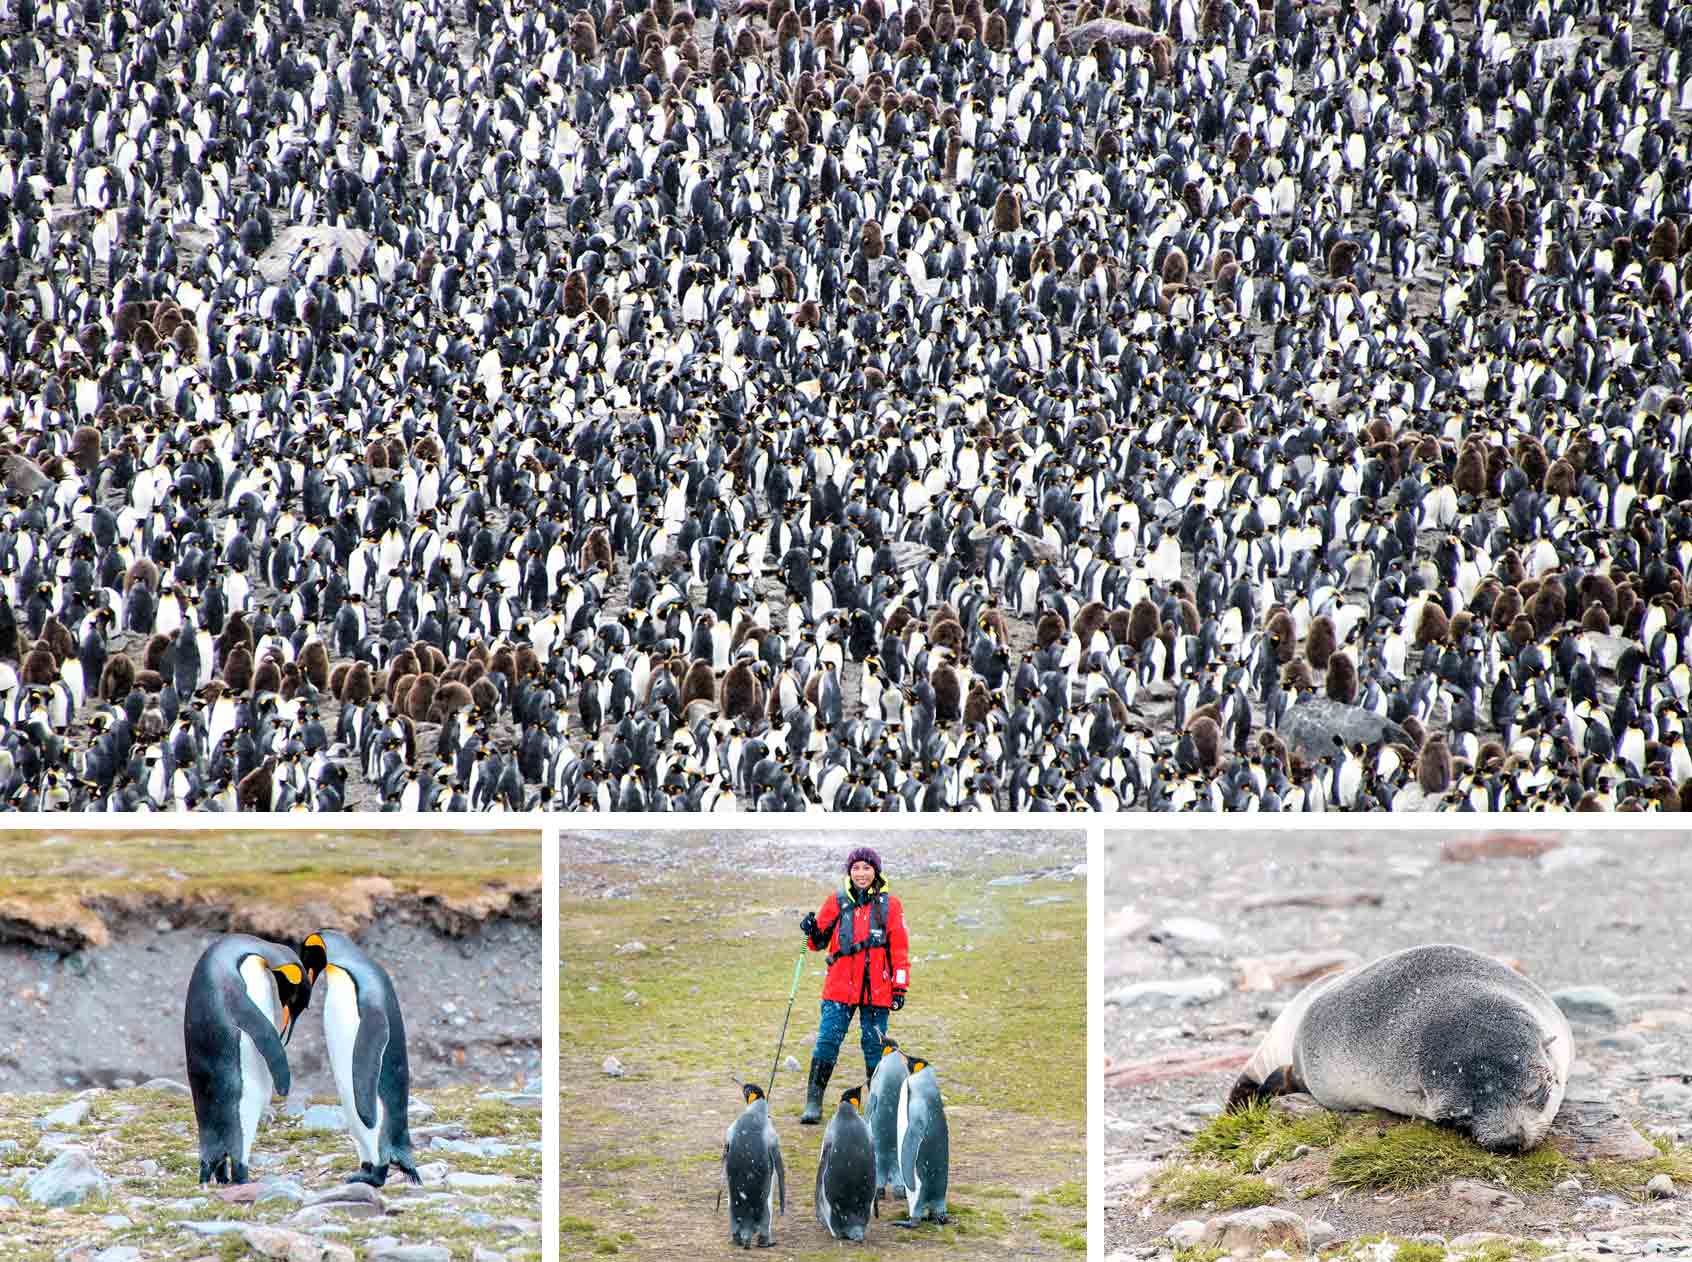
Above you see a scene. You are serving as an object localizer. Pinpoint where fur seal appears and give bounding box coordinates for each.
[1229,945,1572,1151]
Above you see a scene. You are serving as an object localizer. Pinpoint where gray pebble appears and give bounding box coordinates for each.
[1551,986,1627,1028]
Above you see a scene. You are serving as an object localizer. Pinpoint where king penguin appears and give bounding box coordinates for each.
[183,934,311,1184]
[300,930,421,1186]
[894,1054,950,1225]
[816,1083,877,1241]
[719,1082,785,1248]
[866,1037,908,1201]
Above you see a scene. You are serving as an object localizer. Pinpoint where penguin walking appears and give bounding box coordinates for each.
[894,1055,949,1225]
[720,1082,785,1248]
[183,935,311,1184]
[866,1038,908,1201]
[816,1084,877,1241]
[300,930,421,1186]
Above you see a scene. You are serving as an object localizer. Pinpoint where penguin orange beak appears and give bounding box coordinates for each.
[277,1007,291,1039]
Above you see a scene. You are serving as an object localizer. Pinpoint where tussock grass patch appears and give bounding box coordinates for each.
[1150,1166,1278,1212]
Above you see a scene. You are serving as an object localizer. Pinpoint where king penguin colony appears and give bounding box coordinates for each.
[2,0,1692,812]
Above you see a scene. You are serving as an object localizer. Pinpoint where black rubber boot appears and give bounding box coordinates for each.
[799,1056,834,1124]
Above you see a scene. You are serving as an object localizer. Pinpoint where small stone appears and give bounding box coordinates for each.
[216,1184,263,1204]
[1448,1180,1523,1213]
[602,1056,624,1078]
[139,1079,192,1096]
[622,990,639,1004]
[447,1172,513,1189]
[1641,1082,1692,1110]
[1150,917,1224,945]
[613,941,647,955]
[26,1149,110,1207]
[98,1216,131,1230]
[239,1225,355,1262]
[415,1163,449,1186]
[1105,976,1227,1009]
[1449,1232,1514,1249]
[303,1183,384,1209]
[408,1100,435,1121]
[784,1055,800,1072]
[255,1181,306,1205]
[1646,1174,1676,1199]
[1555,1179,1582,1194]
[1307,1219,1336,1249]
[176,1221,246,1236]
[297,1106,346,1132]
[472,1249,507,1262]
[367,1247,451,1262]
[1167,1219,1207,1247]
[34,1100,91,1130]
[1552,986,1627,1028]
[1200,1207,1309,1254]
[93,1249,141,1262]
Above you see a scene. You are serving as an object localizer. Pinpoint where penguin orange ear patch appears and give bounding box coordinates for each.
[275,964,303,984]
[304,934,326,950]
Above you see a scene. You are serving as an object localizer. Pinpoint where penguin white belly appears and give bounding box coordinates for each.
[237,956,278,1163]
[322,968,383,1164]
[897,1079,922,1214]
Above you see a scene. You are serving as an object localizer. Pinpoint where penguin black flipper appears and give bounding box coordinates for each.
[228,979,292,1098]
[350,999,391,1130]
[774,1142,786,1217]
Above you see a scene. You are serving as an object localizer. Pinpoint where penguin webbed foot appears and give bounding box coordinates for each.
[346,1162,388,1187]
[394,1159,421,1185]
[232,1161,251,1184]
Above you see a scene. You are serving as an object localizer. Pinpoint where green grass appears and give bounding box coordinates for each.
[1180,1103,1692,1204]
[1150,1167,1278,1212]
[560,859,1084,1120]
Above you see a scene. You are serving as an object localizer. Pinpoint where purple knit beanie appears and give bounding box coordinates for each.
[844,846,882,877]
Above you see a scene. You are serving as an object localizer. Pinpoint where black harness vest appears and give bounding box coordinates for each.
[827,889,889,967]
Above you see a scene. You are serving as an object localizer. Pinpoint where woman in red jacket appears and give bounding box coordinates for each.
[797,845,910,1124]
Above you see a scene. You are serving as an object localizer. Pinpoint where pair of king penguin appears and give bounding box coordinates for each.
[720,1048,948,1248]
[184,930,419,1187]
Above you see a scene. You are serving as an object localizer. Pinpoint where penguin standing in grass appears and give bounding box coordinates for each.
[184,935,312,1184]
[300,930,421,1186]
[720,1082,785,1248]
[895,1054,949,1226]
[816,1084,876,1241]
[866,1038,908,1202]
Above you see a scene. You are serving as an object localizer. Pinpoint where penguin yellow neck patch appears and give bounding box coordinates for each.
[274,964,303,985]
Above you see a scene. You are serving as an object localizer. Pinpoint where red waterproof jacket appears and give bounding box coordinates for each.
[810,878,910,1008]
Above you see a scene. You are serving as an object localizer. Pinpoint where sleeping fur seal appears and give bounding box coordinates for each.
[1228,944,1572,1151]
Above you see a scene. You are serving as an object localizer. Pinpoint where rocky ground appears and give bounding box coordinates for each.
[0,832,543,1260]
[1102,830,1692,1260]
[561,829,1088,1258]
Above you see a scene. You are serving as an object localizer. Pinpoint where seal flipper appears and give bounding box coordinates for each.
[1226,1064,1302,1110]
[230,986,292,1098]
[350,1001,391,1130]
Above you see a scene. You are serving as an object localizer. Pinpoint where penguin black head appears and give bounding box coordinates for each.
[840,1084,865,1113]
[300,931,330,985]
[903,1054,929,1074]
[272,959,312,1044]
[741,1082,766,1104]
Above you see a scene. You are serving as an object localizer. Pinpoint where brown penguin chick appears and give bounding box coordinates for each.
[1305,613,1338,671]
[563,270,589,316]
[992,186,1021,232]
[1213,258,1239,291]
[719,660,763,722]
[1149,32,1172,77]
[1325,651,1358,704]
[1448,610,1474,644]
[1531,582,1566,635]
[252,656,283,694]
[460,658,487,687]
[20,645,58,684]
[99,652,137,701]
[69,425,102,474]
[1281,659,1314,690]
[1035,609,1068,650]
[488,646,516,681]
[1650,217,1681,262]
[1104,607,1133,645]
[1415,732,1453,793]
[1401,714,1426,750]
[132,321,161,355]
[861,218,885,261]
[1544,458,1576,497]
[1181,180,1204,219]
[1184,714,1222,771]
[300,640,330,691]
[338,662,373,706]
[134,669,164,694]
[41,617,74,663]
[1578,572,1618,618]
[1176,598,1201,634]
[396,674,433,722]
[387,647,420,691]
[217,611,255,665]
[125,556,160,594]
[329,661,352,698]
[578,524,613,571]
[141,633,172,674]
[680,659,717,710]
[931,662,962,723]
[1095,128,1120,164]
[571,15,599,58]
[1265,609,1296,663]
[1074,600,1109,647]
[589,292,614,324]
[1454,443,1488,497]
[1614,581,1639,633]
[1514,435,1549,490]
[280,662,306,700]
[1159,246,1188,285]
[930,618,965,654]
[113,301,153,341]
[470,677,500,711]
[984,7,1007,46]
[926,602,961,635]
[222,645,254,693]
[1581,601,1611,633]
[386,670,417,707]
[1258,728,1289,765]
[1127,597,1160,647]
[1612,235,1633,269]
[1490,585,1523,631]
[430,680,474,720]
[237,759,276,811]
[1327,237,1360,277]
[1507,615,1537,646]
[1415,599,1449,647]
